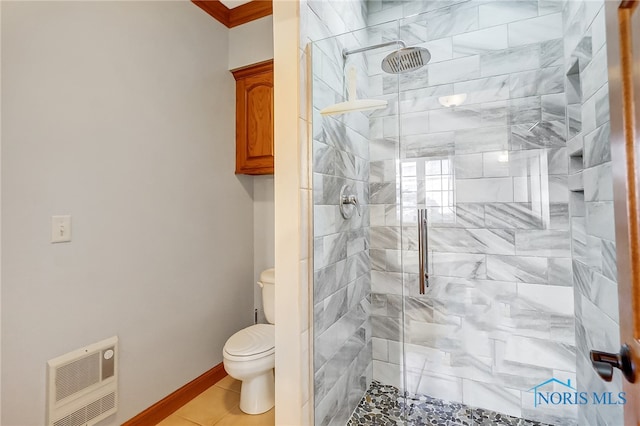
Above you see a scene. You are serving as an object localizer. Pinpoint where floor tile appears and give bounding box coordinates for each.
[156,415,201,426]
[214,406,275,426]
[174,386,239,426]
[214,375,242,394]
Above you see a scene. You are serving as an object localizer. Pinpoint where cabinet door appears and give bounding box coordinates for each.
[233,61,274,175]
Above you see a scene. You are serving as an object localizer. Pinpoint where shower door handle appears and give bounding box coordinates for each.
[418,209,429,294]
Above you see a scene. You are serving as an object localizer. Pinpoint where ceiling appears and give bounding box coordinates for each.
[219,0,253,8]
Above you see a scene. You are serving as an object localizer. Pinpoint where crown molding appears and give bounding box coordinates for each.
[192,0,272,28]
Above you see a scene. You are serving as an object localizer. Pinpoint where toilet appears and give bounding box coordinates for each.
[223,268,275,415]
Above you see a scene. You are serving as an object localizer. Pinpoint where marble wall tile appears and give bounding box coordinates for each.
[371,360,404,391]
[455,126,509,154]
[481,100,509,127]
[486,255,547,284]
[430,106,482,132]
[547,148,569,175]
[399,83,454,112]
[542,66,566,95]
[508,13,563,47]
[430,228,515,255]
[481,45,540,77]
[369,160,396,184]
[454,75,510,105]
[315,205,339,237]
[586,201,615,242]
[445,203,486,228]
[484,203,543,230]
[509,96,541,124]
[601,239,617,282]
[580,295,620,354]
[517,283,575,316]
[581,94,597,136]
[581,44,608,102]
[549,175,569,203]
[371,315,402,341]
[548,257,572,286]
[482,151,510,177]
[315,305,368,367]
[584,122,610,168]
[515,230,571,257]
[418,37,454,64]
[455,153,484,178]
[478,1,538,28]
[510,120,566,150]
[426,3,479,40]
[371,270,403,295]
[385,68,429,94]
[567,104,581,139]
[594,85,609,128]
[550,203,570,230]
[583,162,613,202]
[453,25,509,58]
[369,137,398,162]
[541,93,566,122]
[314,141,337,175]
[400,111,429,136]
[416,370,464,402]
[456,177,514,203]
[463,380,522,418]
[403,132,455,158]
[540,39,564,68]
[370,182,397,205]
[429,55,481,85]
[432,252,487,279]
[509,70,539,99]
[503,334,575,372]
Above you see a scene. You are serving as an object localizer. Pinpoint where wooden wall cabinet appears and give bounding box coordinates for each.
[232,60,274,175]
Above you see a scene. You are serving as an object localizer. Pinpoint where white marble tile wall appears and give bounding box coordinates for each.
[366,1,577,424]
[562,1,622,425]
[307,2,372,426]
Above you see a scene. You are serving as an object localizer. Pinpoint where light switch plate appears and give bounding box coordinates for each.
[51,215,71,243]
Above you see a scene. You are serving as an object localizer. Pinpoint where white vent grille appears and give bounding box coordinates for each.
[56,353,101,401]
[52,393,115,426]
[47,337,118,426]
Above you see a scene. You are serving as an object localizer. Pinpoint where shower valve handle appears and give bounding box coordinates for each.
[339,185,360,219]
[342,194,361,216]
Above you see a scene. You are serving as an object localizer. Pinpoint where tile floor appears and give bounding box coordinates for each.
[157,375,275,426]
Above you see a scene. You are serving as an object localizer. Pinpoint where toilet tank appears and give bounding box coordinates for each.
[258,268,275,324]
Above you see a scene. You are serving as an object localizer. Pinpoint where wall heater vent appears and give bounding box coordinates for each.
[46,336,118,426]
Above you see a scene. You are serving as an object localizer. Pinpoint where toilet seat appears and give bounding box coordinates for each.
[223,324,274,362]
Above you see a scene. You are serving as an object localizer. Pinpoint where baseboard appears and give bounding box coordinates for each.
[123,362,227,426]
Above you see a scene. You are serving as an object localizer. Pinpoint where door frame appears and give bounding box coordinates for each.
[606,0,640,423]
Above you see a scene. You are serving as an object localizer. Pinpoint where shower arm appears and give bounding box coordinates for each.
[342,40,407,58]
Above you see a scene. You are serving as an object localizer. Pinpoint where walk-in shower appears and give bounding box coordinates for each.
[311,1,620,425]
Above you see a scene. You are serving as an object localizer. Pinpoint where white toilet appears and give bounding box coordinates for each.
[223,268,275,415]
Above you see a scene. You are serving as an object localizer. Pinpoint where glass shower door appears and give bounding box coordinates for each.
[311,20,410,426]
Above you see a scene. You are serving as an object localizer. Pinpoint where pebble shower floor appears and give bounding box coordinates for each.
[347,381,554,426]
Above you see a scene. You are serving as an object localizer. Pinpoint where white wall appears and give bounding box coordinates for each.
[1,2,255,425]
[253,176,275,323]
[227,14,275,323]
[228,16,274,70]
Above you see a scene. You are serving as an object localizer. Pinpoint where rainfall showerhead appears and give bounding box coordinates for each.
[342,40,431,74]
[381,47,431,74]
[320,40,432,116]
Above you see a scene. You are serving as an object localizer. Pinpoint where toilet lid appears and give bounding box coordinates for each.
[224,324,274,360]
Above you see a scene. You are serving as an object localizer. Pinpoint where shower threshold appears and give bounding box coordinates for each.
[347,381,556,426]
